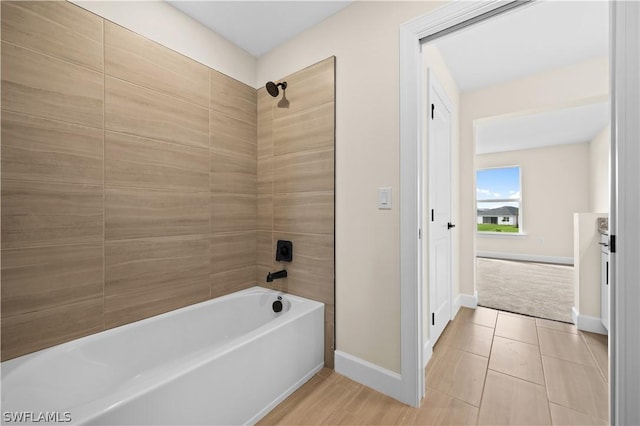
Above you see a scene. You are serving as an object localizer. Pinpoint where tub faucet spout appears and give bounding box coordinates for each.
[266,270,287,282]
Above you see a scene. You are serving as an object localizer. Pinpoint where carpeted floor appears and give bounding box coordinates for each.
[476,257,574,323]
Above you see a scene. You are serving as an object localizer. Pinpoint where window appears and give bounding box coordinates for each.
[476,166,521,233]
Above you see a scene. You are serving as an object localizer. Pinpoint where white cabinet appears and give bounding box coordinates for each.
[600,233,609,331]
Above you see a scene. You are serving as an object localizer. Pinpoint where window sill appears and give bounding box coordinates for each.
[476,232,528,238]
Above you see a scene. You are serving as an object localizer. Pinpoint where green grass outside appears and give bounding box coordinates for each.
[477,224,520,233]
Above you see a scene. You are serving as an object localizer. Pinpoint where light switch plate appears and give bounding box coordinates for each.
[378,187,392,210]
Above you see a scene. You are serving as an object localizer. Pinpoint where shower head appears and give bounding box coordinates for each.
[266,81,287,97]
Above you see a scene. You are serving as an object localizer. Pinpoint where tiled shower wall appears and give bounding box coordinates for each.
[1,1,257,360]
[256,58,336,367]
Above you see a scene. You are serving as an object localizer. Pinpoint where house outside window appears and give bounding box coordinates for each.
[476,166,521,233]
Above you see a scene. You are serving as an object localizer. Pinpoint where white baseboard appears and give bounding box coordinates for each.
[334,350,403,402]
[477,251,573,266]
[572,307,608,335]
[423,339,433,368]
[454,291,478,315]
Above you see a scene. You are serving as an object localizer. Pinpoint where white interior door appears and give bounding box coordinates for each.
[428,72,453,345]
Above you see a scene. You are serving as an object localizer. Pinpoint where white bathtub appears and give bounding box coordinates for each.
[1,287,324,425]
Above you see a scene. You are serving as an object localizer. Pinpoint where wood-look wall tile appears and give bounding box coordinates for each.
[211,266,256,300]
[1,1,103,71]
[105,187,209,240]
[210,231,256,275]
[272,232,334,278]
[105,22,209,107]
[325,321,335,368]
[1,297,103,361]
[210,194,257,233]
[273,192,334,235]
[284,270,334,308]
[1,111,103,185]
[274,149,334,194]
[105,278,209,329]
[257,157,273,195]
[257,88,273,159]
[105,77,209,149]
[210,69,256,125]
[1,42,103,128]
[105,235,209,297]
[106,131,208,192]
[273,102,334,156]
[210,152,256,194]
[210,112,256,160]
[2,180,103,249]
[256,265,272,287]
[1,244,103,318]
[257,231,274,268]
[325,304,335,327]
[257,195,273,232]
[272,57,334,119]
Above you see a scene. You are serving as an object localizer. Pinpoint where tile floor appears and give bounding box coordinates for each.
[258,307,609,425]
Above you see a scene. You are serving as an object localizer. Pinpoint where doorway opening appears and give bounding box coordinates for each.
[418,0,610,420]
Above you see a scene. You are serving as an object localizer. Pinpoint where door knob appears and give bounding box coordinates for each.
[447,222,456,229]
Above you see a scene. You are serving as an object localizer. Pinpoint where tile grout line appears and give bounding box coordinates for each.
[535,320,554,424]
[580,332,608,382]
[474,319,497,424]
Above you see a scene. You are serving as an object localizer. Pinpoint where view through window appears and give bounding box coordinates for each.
[476,166,521,233]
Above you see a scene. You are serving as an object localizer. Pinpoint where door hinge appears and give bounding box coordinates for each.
[432,313,435,326]
[431,209,434,222]
[431,103,435,119]
[418,228,422,239]
[610,235,616,253]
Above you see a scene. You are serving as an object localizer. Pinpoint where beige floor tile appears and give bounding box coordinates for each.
[582,331,609,381]
[478,370,551,425]
[259,373,359,425]
[456,306,498,328]
[536,317,579,334]
[538,328,596,367]
[402,388,478,425]
[542,356,608,420]
[432,320,457,354]
[342,386,408,425]
[495,312,539,345]
[489,336,545,385]
[426,346,488,407]
[549,403,607,425]
[439,320,494,357]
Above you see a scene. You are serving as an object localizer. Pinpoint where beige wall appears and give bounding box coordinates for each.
[1,1,257,360]
[476,143,591,259]
[256,58,335,368]
[422,44,461,345]
[71,0,256,87]
[590,125,610,214]
[460,56,609,297]
[258,1,440,373]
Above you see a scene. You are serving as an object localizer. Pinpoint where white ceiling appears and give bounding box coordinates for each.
[167,1,352,57]
[475,101,610,155]
[433,1,609,92]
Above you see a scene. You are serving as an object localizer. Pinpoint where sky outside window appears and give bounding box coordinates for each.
[476,166,520,210]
